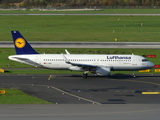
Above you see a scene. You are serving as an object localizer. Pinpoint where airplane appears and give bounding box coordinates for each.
[8,31,154,79]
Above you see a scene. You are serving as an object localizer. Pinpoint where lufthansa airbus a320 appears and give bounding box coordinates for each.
[8,31,154,78]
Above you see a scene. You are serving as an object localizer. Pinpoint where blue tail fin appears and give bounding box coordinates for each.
[11,31,38,55]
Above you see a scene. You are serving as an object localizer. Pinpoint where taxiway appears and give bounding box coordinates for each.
[0,74,160,120]
[0,74,160,104]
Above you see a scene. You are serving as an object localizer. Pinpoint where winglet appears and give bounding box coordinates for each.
[65,49,70,55]
[11,31,38,55]
[61,53,70,63]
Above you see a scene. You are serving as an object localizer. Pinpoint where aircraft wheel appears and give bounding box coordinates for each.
[83,73,88,79]
[132,71,136,78]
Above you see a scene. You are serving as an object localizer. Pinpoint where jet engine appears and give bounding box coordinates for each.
[95,67,110,76]
[69,66,82,71]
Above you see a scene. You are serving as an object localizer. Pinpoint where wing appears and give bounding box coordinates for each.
[61,54,111,76]
[61,54,97,70]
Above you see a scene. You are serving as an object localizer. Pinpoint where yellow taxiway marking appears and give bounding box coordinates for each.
[123,91,128,92]
[110,79,160,86]
[115,91,120,92]
[109,79,160,95]
[48,75,56,80]
[142,92,160,94]
[48,75,52,80]
[32,75,56,80]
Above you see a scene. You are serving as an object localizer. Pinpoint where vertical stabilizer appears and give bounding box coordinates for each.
[11,31,38,55]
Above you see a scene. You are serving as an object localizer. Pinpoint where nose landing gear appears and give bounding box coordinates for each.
[83,72,88,79]
[132,71,136,77]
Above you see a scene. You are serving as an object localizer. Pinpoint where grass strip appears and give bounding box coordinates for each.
[2,69,156,75]
[0,89,52,104]
[0,15,160,42]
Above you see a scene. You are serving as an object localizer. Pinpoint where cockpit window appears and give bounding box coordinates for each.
[142,59,148,62]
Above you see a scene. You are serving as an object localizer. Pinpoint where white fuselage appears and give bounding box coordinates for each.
[8,54,154,71]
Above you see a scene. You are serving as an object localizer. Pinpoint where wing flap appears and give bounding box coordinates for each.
[61,54,112,72]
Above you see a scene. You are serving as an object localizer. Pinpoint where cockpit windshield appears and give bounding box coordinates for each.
[142,59,149,62]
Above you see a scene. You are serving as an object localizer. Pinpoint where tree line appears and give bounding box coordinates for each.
[1,0,160,7]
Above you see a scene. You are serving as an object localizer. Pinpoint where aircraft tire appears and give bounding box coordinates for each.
[83,73,88,79]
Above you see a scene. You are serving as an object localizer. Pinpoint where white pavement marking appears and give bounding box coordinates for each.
[48,85,102,105]
[26,82,102,105]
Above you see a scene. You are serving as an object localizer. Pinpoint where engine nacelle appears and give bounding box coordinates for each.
[69,66,82,71]
[96,67,110,76]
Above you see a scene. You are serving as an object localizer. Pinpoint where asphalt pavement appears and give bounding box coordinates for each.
[0,74,160,120]
[1,42,160,48]
[0,74,160,104]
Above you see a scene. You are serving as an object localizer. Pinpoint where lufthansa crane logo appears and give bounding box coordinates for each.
[15,38,26,48]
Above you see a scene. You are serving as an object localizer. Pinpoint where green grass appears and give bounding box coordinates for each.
[5,68,77,74]
[3,69,156,75]
[0,48,158,75]
[0,15,160,42]
[0,89,52,104]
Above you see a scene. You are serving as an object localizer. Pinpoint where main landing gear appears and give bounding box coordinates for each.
[83,72,88,79]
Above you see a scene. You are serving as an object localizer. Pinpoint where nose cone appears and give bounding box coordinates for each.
[149,62,154,68]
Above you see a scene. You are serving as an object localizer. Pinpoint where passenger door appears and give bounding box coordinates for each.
[132,57,137,66]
